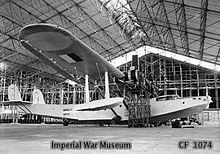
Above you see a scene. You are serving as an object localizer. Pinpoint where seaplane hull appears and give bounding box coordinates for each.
[11,95,210,124]
[1,95,211,125]
[0,23,211,125]
[151,103,209,123]
[149,95,211,123]
[18,98,124,121]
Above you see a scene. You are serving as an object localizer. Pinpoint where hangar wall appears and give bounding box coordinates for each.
[0,68,104,105]
[118,53,220,108]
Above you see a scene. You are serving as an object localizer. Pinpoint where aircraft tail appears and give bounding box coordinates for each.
[0,84,34,105]
[32,88,45,104]
[8,84,22,101]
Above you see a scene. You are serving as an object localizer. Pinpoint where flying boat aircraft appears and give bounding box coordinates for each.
[0,23,212,126]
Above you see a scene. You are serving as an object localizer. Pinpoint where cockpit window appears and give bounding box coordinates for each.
[156,95,180,101]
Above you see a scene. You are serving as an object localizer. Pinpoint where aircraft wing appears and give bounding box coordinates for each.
[75,97,123,111]
[19,23,124,83]
[0,101,32,106]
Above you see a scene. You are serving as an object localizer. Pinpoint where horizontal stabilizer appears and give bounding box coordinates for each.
[76,97,123,111]
[0,101,32,106]
[1,84,32,105]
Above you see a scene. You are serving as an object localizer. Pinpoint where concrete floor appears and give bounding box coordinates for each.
[0,124,219,154]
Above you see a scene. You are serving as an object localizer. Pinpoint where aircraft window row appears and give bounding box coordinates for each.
[156,95,179,101]
[192,97,202,100]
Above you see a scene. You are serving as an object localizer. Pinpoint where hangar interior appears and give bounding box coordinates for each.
[0,0,220,125]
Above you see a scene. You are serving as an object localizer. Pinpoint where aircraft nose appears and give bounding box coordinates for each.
[207,96,212,103]
[206,96,212,107]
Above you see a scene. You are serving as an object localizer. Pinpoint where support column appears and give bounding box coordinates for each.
[163,60,167,95]
[214,73,219,108]
[189,67,192,97]
[73,87,76,104]
[1,70,6,122]
[197,69,200,96]
[85,75,89,103]
[60,88,64,104]
[105,72,110,99]
[180,64,183,97]
[67,80,70,104]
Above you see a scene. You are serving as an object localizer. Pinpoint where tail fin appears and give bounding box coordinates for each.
[8,84,22,101]
[32,88,45,104]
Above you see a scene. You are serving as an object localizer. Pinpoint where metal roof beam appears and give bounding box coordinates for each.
[96,0,138,58]
[124,0,153,46]
[148,0,177,52]
[164,0,220,14]
[0,24,37,60]
[9,1,43,23]
[199,0,208,60]
[174,0,190,56]
[137,17,220,42]
[0,48,44,74]
[215,47,220,65]
[10,0,109,60]
[1,58,62,80]
[128,0,165,49]
[41,0,110,59]
[63,0,124,60]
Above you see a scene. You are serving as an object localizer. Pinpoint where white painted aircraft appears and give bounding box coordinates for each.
[0,84,212,125]
[0,23,212,125]
[1,84,125,125]
[150,95,211,123]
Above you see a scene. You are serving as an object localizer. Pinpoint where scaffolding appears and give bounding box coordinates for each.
[127,89,151,127]
[0,68,115,123]
[119,53,220,108]
[0,68,77,123]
